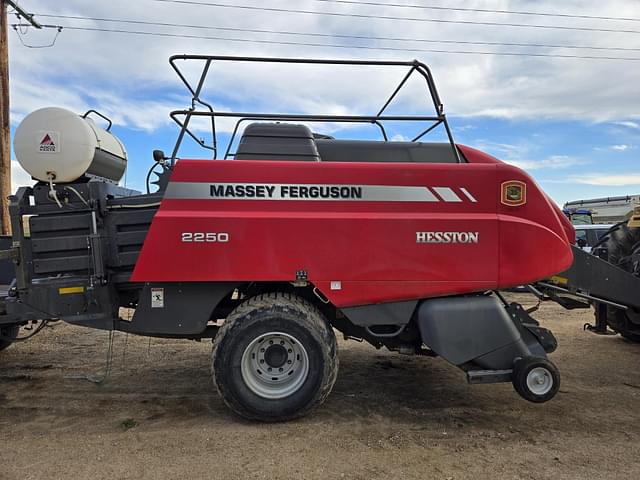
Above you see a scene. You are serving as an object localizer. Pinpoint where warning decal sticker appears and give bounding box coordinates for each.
[151,288,164,308]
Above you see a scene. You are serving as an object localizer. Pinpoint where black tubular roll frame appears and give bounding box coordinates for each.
[168,55,461,163]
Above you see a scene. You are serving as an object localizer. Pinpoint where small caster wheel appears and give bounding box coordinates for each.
[512,357,560,403]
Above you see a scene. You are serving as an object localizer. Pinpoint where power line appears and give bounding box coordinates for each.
[34,14,640,52]
[148,0,640,34]
[21,24,640,61]
[12,24,62,48]
[5,0,42,28]
[310,0,640,23]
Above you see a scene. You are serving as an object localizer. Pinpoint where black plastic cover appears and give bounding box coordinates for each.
[316,139,461,163]
[417,295,532,368]
[235,123,321,161]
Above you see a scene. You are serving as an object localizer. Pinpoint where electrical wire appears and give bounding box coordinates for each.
[29,15,640,53]
[107,202,162,209]
[307,0,640,23]
[1,320,49,343]
[11,23,62,48]
[29,25,640,61]
[146,0,640,35]
[5,0,17,14]
[14,11,29,35]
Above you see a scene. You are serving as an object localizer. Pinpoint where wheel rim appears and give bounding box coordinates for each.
[526,367,553,396]
[240,332,309,399]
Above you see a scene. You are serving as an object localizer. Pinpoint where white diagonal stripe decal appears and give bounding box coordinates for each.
[432,187,462,202]
[460,187,478,203]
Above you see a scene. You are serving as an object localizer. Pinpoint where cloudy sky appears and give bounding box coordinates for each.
[7,0,640,204]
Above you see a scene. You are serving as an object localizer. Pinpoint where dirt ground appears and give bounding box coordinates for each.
[1,293,639,480]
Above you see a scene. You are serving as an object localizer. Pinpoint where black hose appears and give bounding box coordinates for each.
[0,320,49,342]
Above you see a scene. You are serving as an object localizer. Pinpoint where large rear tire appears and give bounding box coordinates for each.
[600,223,640,342]
[212,292,338,422]
[0,324,19,352]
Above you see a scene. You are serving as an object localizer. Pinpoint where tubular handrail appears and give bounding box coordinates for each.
[167,55,460,164]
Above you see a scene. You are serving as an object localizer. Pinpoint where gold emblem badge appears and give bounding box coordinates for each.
[501,180,526,206]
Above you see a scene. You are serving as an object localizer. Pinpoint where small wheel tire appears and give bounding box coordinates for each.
[0,324,19,353]
[212,292,338,422]
[512,357,560,403]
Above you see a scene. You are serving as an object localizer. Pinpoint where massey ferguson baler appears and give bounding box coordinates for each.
[0,56,575,421]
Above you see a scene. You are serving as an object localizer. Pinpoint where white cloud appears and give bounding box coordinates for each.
[614,121,640,130]
[611,144,629,151]
[470,140,528,159]
[7,0,640,136]
[569,173,640,186]
[454,124,477,132]
[469,140,587,171]
[390,134,409,142]
[505,155,584,171]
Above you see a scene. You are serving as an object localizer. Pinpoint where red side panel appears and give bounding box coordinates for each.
[131,154,572,307]
[462,147,574,286]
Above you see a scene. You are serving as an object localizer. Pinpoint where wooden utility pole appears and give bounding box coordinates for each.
[0,1,41,235]
[0,1,11,235]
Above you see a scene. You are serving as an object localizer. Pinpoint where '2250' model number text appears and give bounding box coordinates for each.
[181,232,230,243]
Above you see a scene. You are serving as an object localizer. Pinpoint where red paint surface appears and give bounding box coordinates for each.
[131,146,573,307]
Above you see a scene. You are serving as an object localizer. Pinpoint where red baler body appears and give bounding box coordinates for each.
[132,145,574,307]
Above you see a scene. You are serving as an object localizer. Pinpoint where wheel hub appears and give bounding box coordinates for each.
[264,344,288,368]
[526,367,553,396]
[241,332,309,399]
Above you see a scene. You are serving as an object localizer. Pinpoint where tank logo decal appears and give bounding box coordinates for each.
[38,131,60,153]
[165,182,478,203]
[416,231,480,244]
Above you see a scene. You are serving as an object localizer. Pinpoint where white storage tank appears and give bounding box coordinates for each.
[13,107,127,183]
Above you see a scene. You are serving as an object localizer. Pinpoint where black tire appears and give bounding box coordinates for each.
[512,356,560,403]
[600,223,640,341]
[0,324,19,353]
[212,292,338,422]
